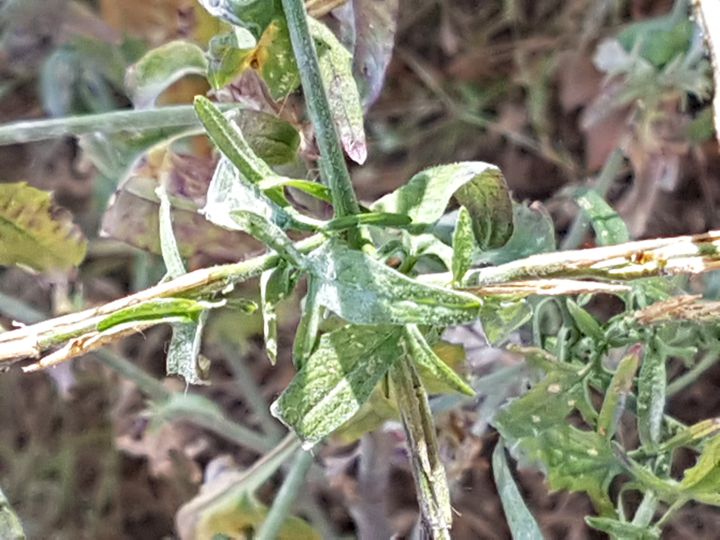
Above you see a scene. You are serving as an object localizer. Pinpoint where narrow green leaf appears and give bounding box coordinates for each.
[96,298,216,332]
[194,95,274,183]
[597,345,641,440]
[566,298,604,342]
[309,18,367,164]
[308,241,482,325]
[372,162,513,247]
[404,325,474,396]
[391,354,452,537]
[156,183,186,278]
[492,442,544,540]
[586,517,660,539]
[260,262,298,364]
[451,206,475,284]
[126,41,207,108]
[0,182,87,272]
[0,487,24,540]
[271,325,404,447]
[292,276,322,369]
[323,212,411,231]
[657,418,720,454]
[167,315,209,386]
[574,188,629,246]
[258,177,332,203]
[637,347,667,448]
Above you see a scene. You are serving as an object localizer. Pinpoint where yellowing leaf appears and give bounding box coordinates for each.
[0,182,86,272]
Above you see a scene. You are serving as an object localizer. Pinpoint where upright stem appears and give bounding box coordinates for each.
[255,449,315,540]
[281,0,360,219]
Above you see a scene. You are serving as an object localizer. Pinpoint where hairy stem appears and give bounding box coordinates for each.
[0,105,233,145]
[281,0,360,218]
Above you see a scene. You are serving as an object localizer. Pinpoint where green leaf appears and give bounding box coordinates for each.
[0,487,25,540]
[0,182,87,272]
[679,434,720,505]
[617,7,694,68]
[167,315,209,385]
[323,212,411,231]
[404,325,474,396]
[156,183,186,278]
[657,418,720,454]
[637,347,666,448]
[307,241,482,325]
[566,298,604,342]
[203,157,304,233]
[258,177,332,203]
[574,188,629,246]
[597,345,641,440]
[125,41,207,108]
[479,297,533,345]
[194,95,274,183]
[341,0,400,107]
[260,262,298,364]
[475,202,556,265]
[492,442,544,540]
[451,206,475,283]
[494,361,619,514]
[234,109,301,165]
[372,162,513,247]
[207,30,255,89]
[203,159,313,266]
[586,517,660,539]
[96,298,214,332]
[292,276,322,369]
[271,325,404,447]
[197,0,283,39]
[309,18,367,164]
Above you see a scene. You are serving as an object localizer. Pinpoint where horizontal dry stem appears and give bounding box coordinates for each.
[2,230,720,368]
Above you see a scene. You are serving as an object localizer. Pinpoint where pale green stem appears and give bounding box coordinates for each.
[666,352,720,397]
[281,0,360,219]
[0,486,25,540]
[221,343,285,440]
[255,449,315,540]
[0,105,234,145]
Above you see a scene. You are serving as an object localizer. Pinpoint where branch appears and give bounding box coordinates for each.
[3,230,720,368]
[281,0,360,218]
[0,105,233,145]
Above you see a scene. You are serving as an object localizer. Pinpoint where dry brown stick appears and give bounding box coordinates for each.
[2,230,720,367]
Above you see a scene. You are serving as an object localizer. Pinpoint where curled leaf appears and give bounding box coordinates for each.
[126,40,208,108]
[309,18,367,164]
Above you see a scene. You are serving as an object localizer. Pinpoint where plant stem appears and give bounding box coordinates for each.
[667,352,720,397]
[391,355,452,539]
[562,147,625,250]
[94,349,170,403]
[255,449,315,540]
[221,343,285,440]
[0,105,230,145]
[0,233,325,364]
[281,0,360,219]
